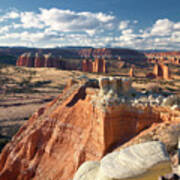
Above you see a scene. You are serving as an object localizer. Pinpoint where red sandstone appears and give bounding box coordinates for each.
[153,63,170,80]
[0,80,171,180]
[82,58,106,73]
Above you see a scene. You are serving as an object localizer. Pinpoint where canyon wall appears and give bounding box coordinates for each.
[146,52,180,65]
[153,63,170,80]
[0,77,166,180]
[16,52,81,70]
[82,58,106,73]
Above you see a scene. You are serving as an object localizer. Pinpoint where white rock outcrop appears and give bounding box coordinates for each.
[74,141,172,180]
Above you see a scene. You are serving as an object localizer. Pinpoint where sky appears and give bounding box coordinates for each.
[0,0,179,50]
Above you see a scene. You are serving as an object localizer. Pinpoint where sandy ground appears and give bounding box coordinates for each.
[0,66,97,138]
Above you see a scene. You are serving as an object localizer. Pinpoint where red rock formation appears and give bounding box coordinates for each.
[16,53,35,67]
[0,78,164,180]
[34,53,45,67]
[82,58,106,73]
[93,58,106,73]
[129,67,135,77]
[78,48,145,60]
[16,52,82,70]
[145,51,180,65]
[82,59,93,72]
[44,54,54,67]
[26,53,35,67]
[153,63,170,80]
[16,53,27,66]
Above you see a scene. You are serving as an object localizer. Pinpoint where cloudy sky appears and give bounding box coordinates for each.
[0,0,179,50]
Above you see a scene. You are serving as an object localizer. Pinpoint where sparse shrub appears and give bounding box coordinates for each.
[162,95,180,106]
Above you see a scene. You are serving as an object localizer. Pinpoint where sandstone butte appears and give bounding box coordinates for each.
[0,77,179,180]
[153,63,170,80]
[82,58,106,73]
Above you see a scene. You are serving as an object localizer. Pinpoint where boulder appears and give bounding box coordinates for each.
[74,141,172,180]
[74,161,100,180]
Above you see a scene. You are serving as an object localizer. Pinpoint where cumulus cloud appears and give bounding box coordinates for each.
[20,12,44,29]
[0,11,19,22]
[0,8,180,50]
[0,25,10,34]
[38,8,115,32]
[114,18,180,50]
[118,20,129,30]
[150,19,174,36]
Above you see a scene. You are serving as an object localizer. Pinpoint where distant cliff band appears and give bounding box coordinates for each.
[16,52,107,73]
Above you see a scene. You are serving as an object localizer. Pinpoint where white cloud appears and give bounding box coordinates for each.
[0,8,180,50]
[133,20,138,24]
[174,22,180,30]
[0,25,10,34]
[150,19,174,36]
[20,12,44,29]
[122,28,133,35]
[118,20,129,30]
[38,8,115,33]
[8,11,19,19]
[0,11,20,22]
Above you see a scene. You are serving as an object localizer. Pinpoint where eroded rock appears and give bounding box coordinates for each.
[74,141,172,180]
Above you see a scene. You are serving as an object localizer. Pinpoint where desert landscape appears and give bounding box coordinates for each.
[0,0,180,179]
[0,48,179,179]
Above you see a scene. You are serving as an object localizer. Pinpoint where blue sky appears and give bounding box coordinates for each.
[0,0,179,49]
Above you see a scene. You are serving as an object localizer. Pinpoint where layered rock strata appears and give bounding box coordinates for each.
[82,58,106,73]
[16,52,66,69]
[0,77,175,180]
[153,63,170,80]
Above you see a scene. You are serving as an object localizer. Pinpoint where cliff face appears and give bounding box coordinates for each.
[78,48,146,60]
[146,51,180,65]
[153,63,170,80]
[82,58,106,73]
[0,77,165,180]
[16,52,82,70]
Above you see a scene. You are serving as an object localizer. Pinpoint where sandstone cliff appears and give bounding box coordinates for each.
[0,77,167,180]
[153,63,170,80]
[82,58,106,73]
[16,52,83,70]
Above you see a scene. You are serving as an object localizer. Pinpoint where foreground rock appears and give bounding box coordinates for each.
[74,141,171,180]
[0,77,178,180]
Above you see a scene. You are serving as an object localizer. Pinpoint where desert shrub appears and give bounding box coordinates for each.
[162,95,180,106]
